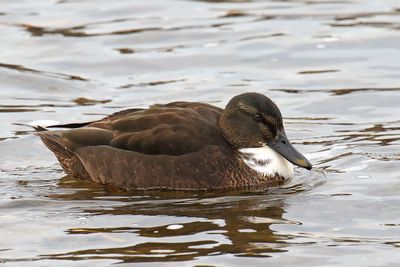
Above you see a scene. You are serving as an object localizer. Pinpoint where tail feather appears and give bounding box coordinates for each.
[36,131,90,179]
[37,131,75,160]
[33,125,48,132]
[47,122,91,129]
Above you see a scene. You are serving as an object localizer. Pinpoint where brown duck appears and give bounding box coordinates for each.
[37,92,312,190]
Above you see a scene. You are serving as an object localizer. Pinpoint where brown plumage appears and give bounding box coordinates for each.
[36,93,312,191]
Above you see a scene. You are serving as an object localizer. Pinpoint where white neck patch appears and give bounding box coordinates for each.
[239,146,294,179]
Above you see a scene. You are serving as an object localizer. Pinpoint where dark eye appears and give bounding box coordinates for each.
[254,113,263,122]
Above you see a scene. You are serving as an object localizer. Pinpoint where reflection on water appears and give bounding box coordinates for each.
[48,178,290,262]
[1,171,323,264]
[1,0,400,266]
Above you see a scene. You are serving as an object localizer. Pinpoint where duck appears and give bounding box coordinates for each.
[36,92,312,191]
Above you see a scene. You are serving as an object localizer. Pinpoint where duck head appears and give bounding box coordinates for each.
[219,92,312,174]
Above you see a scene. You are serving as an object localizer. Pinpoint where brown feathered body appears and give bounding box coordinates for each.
[37,102,284,190]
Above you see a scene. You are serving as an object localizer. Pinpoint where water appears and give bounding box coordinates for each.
[1,0,400,266]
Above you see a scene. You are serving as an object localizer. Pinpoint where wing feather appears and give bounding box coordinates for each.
[44,102,227,156]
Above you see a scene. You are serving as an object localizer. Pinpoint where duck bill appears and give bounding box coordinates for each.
[267,131,312,170]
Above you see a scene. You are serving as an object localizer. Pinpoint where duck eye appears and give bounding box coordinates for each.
[254,113,263,122]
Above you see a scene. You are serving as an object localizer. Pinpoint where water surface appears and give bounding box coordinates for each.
[0,0,400,266]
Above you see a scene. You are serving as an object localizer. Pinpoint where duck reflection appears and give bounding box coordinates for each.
[43,176,296,263]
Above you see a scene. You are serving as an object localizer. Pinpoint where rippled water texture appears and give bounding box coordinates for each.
[1,0,400,266]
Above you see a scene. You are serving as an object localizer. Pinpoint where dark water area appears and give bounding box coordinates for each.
[1,0,400,266]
